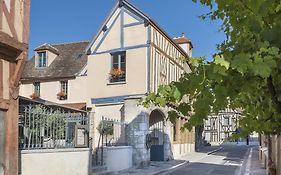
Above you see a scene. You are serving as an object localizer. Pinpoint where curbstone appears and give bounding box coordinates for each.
[149,160,189,175]
[207,147,223,155]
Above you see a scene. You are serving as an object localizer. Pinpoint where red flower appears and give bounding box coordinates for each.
[30,92,40,99]
[109,68,124,77]
[57,91,66,97]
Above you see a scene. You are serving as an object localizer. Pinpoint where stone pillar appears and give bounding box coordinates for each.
[164,121,173,161]
[124,97,150,168]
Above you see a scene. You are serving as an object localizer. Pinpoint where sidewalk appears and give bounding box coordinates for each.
[238,146,266,175]
[103,146,222,175]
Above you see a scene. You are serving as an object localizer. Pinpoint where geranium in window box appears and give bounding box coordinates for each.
[30,92,40,99]
[109,68,124,77]
[57,91,66,100]
[109,68,125,83]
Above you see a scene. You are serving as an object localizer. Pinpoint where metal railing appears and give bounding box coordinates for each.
[19,105,88,150]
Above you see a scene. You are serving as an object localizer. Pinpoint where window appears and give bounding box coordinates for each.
[224,117,230,126]
[33,82,40,95]
[109,52,126,83]
[38,51,47,68]
[59,81,68,100]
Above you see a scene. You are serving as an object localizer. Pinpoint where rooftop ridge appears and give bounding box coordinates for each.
[51,40,90,46]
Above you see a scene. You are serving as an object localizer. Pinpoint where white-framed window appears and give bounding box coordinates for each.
[224,117,230,125]
[33,82,40,95]
[59,81,68,100]
[37,51,47,68]
[109,52,126,83]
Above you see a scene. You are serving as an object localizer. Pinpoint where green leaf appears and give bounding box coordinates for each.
[252,56,272,78]
[214,55,230,70]
[231,53,252,75]
[168,111,178,124]
[178,103,191,116]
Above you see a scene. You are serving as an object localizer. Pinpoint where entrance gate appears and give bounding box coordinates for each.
[149,110,165,161]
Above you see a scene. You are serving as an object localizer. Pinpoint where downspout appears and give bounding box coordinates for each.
[146,24,151,94]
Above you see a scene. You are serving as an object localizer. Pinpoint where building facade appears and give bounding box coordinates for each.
[20,0,195,167]
[20,42,89,110]
[0,0,30,174]
[203,109,240,144]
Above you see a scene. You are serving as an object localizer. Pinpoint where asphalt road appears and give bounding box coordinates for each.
[166,145,251,175]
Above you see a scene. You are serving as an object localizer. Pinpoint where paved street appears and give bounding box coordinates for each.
[165,144,266,175]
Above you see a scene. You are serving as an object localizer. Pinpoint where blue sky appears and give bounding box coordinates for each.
[29,0,225,60]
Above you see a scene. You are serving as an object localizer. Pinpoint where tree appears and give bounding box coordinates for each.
[143,0,281,136]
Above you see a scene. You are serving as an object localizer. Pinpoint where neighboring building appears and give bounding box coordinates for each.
[203,109,240,144]
[0,0,30,175]
[20,0,194,167]
[20,42,89,110]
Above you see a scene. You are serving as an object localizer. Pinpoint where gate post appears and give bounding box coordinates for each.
[124,97,150,168]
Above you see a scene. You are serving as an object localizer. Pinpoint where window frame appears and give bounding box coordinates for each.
[109,51,126,83]
[37,51,47,68]
[60,81,68,100]
[33,82,40,95]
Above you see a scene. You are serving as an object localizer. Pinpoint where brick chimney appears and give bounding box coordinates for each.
[174,33,193,57]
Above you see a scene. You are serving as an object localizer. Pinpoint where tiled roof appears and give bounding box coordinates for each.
[34,43,60,55]
[21,41,89,81]
[174,37,191,44]
[174,33,193,48]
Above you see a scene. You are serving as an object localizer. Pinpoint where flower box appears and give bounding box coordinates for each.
[109,68,125,83]
[57,91,67,100]
[30,92,40,99]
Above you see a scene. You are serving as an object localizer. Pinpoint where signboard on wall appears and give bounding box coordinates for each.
[75,125,88,148]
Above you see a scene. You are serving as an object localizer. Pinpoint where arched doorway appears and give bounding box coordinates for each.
[149,109,165,161]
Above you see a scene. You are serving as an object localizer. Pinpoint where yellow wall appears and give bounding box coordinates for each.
[87,47,147,99]
[20,76,88,104]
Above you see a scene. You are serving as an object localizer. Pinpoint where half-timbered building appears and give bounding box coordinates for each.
[0,0,30,174]
[86,0,194,166]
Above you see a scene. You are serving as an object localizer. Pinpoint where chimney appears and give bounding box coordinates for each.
[174,32,193,57]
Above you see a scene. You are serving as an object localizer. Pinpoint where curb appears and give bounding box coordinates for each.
[207,147,223,155]
[149,160,189,175]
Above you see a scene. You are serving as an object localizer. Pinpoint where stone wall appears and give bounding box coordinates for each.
[126,111,150,167]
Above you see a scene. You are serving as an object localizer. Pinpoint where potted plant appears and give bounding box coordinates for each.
[57,91,66,100]
[30,92,39,99]
[268,159,276,175]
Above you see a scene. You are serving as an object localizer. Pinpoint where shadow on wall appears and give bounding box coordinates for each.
[91,105,174,168]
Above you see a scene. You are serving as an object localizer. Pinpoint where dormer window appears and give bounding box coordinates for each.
[38,51,47,68]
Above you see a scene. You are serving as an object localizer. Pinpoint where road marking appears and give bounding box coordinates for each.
[244,148,253,175]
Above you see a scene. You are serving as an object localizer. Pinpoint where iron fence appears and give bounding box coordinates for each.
[19,105,88,150]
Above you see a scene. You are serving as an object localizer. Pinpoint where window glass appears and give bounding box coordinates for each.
[112,54,119,69]
[38,52,47,67]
